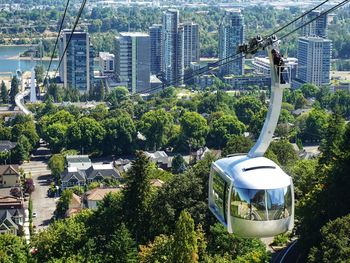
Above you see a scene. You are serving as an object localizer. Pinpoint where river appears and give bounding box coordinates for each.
[0,45,58,74]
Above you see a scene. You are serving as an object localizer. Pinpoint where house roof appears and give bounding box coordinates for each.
[65,207,82,218]
[0,165,20,176]
[0,210,18,230]
[0,141,17,152]
[66,155,92,170]
[85,164,121,180]
[0,208,24,228]
[145,151,168,159]
[61,168,86,182]
[85,187,121,201]
[0,195,22,208]
[66,155,91,163]
[69,193,81,208]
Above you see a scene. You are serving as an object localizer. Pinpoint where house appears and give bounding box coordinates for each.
[66,155,92,170]
[145,151,171,169]
[0,195,24,235]
[193,147,211,162]
[61,167,86,189]
[0,165,21,188]
[83,187,121,209]
[60,164,121,190]
[85,164,121,183]
[65,193,82,218]
[0,141,17,152]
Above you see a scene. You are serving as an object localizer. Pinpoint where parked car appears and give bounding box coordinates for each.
[32,212,37,218]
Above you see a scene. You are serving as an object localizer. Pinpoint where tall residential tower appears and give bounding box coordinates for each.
[59,29,94,93]
[162,9,184,86]
[115,32,151,93]
[302,10,328,38]
[296,37,332,86]
[183,22,200,68]
[149,24,163,75]
[219,9,245,76]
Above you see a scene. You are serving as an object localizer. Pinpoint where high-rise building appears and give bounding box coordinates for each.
[149,24,162,75]
[59,29,94,93]
[296,37,332,86]
[115,32,150,93]
[219,9,245,76]
[302,10,328,38]
[162,9,184,86]
[183,22,200,68]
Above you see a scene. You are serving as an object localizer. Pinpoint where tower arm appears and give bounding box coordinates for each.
[247,46,290,158]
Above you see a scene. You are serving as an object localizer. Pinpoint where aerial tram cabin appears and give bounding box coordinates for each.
[208,37,294,237]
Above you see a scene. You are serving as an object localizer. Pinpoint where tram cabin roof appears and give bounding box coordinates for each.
[213,155,291,190]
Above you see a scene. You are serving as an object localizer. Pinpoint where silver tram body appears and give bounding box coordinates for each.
[209,155,294,237]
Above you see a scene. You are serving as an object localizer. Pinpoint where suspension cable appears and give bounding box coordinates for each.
[53,0,88,78]
[43,0,71,86]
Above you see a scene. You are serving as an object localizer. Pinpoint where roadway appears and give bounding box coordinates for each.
[20,144,56,231]
[271,240,301,263]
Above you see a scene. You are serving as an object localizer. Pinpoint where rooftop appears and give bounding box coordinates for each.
[0,141,17,152]
[119,32,149,37]
[99,52,115,60]
[91,164,113,170]
[0,165,19,176]
[66,155,91,163]
[85,187,121,201]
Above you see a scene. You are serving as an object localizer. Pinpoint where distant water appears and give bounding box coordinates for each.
[0,45,58,74]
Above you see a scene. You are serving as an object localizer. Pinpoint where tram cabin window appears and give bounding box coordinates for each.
[231,186,292,221]
[211,170,229,223]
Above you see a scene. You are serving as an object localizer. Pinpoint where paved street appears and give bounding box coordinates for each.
[20,145,56,230]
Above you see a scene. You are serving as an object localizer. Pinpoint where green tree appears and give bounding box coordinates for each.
[173,210,199,263]
[35,65,44,84]
[9,76,19,104]
[139,234,174,263]
[319,111,345,165]
[107,86,129,106]
[55,189,73,218]
[0,81,8,104]
[105,224,138,263]
[300,83,320,98]
[296,108,328,142]
[11,135,31,163]
[308,213,350,263]
[139,109,174,149]
[179,111,209,150]
[298,123,350,259]
[289,159,317,199]
[103,113,136,155]
[171,154,187,174]
[221,135,253,157]
[45,123,68,153]
[150,172,207,238]
[207,223,269,262]
[246,104,267,138]
[208,115,245,148]
[123,151,152,243]
[268,139,298,166]
[294,91,308,109]
[0,234,29,263]
[31,210,92,262]
[67,117,106,153]
[48,154,65,180]
[234,96,263,126]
